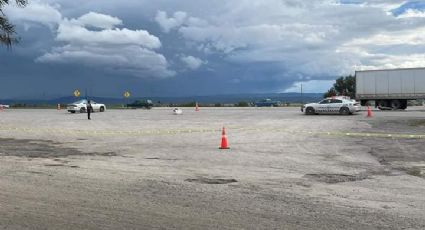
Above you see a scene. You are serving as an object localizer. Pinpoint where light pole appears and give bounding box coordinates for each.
[300,83,303,105]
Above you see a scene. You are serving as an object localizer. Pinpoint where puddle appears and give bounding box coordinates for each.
[44,163,65,167]
[100,152,117,156]
[144,157,180,161]
[185,177,238,184]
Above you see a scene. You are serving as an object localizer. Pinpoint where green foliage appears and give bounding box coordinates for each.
[0,0,27,47]
[236,101,249,107]
[406,167,422,177]
[178,101,197,107]
[324,75,355,98]
[10,103,57,108]
[11,103,27,108]
[323,88,337,98]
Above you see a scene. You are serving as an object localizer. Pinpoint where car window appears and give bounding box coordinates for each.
[331,99,342,103]
[73,99,87,104]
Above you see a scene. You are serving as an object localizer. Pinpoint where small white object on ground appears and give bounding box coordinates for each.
[173,108,183,115]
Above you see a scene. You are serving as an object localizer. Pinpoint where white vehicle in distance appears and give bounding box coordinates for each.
[0,104,10,108]
[302,97,360,115]
[67,99,106,113]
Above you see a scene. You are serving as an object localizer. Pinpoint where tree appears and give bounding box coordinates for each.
[324,87,337,98]
[236,101,249,107]
[324,75,355,98]
[0,0,27,48]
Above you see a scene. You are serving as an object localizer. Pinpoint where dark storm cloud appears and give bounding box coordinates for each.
[1,0,425,98]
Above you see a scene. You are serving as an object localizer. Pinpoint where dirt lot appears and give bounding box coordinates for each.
[1,108,425,229]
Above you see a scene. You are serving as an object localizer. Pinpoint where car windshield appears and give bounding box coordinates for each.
[73,99,87,104]
[72,99,97,104]
[319,99,330,104]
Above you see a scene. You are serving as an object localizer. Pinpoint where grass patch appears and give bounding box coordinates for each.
[408,120,425,127]
[406,167,423,177]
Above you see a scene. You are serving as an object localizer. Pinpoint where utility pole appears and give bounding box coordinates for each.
[300,83,303,105]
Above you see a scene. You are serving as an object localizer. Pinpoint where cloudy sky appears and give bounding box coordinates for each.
[1,0,425,98]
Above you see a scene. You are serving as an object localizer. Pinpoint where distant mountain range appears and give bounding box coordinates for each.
[0,93,323,105]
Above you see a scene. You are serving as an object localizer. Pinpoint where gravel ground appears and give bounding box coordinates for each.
[0,107,425,229]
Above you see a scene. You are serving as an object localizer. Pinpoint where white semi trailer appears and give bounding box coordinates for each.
[356,68,425,110]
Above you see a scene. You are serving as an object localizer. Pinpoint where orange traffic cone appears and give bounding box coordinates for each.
[219,127,230,149]
[195,102,200,111]
[57,104,61,110]
[366,106,373,117]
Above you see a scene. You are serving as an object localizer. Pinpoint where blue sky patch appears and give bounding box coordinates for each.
[392,1,425,16]
[339,0,363,4]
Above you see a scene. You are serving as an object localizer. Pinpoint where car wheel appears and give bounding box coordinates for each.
[305,107,315,115]
[80,108,85,113]
[70,111,75,114]
[339,107,350,115]
[100,106,105,112]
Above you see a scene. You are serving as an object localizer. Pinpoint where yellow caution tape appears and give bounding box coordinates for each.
[0,125,423,139]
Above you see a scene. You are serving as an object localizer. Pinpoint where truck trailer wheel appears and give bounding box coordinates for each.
[390,100,401,110]
[377,100,389,110]
[400,100,407,110]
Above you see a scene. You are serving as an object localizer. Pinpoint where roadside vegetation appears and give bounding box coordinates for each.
[7,102,306,109]
[1,0,27,47]
[324,75,355,98]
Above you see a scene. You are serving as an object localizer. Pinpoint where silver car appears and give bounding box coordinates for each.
[302,98,360,115]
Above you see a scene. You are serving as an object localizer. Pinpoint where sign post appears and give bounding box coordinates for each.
[123,91,131,108]
[74,89,81,98]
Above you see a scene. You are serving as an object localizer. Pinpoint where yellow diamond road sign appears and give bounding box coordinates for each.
[74,89,81,97]
[124,91,131,98]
